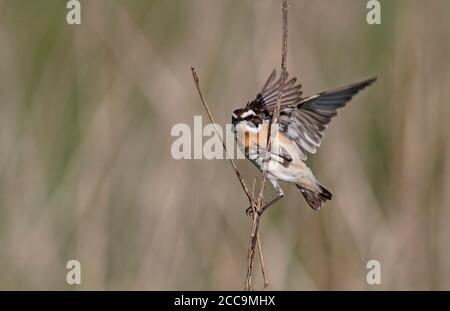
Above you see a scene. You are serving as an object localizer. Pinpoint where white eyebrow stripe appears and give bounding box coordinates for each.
[232,112,238,119]
[241,110,256,119]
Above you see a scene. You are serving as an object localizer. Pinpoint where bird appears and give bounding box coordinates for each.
[231,70,376,212]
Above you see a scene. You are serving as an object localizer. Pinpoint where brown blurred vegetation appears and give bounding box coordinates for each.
[0,0,449,290]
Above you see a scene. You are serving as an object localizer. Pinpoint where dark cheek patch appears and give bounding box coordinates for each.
[252,116,262,126]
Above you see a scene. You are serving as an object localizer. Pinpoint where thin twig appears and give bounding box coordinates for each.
[191,0,289,290]
[251,176,269,289]
[257,0,288,219]
[257,232,269,289]
[245,0,289,291]
[191,68,253,204]
[191,67,271,289]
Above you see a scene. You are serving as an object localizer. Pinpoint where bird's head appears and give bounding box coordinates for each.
[231,106,265,132]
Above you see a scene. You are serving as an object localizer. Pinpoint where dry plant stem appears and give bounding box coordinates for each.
[257,233,269,289]
[252,176,269,289]
[257,0,288,217]
[191,68,252,203]
[245,0,289,291]
[191,68,268,288]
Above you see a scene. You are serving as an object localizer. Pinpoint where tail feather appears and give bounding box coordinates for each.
[296,184,332,210]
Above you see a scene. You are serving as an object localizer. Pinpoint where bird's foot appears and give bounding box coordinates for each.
[246,205,264,216]
[245,206,253,216]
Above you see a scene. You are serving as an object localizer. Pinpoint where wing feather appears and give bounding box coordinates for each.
[247,70,303,112]
[279,77,377,159]
[244,70,376,160]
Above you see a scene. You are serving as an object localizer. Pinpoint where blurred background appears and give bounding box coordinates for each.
[0,0,449,290]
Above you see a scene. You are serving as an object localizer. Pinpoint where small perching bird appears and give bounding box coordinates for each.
[232,71,376,212]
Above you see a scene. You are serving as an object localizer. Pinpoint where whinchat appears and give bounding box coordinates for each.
[232,71,376,212]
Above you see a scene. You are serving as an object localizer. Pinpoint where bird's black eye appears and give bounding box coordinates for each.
[252,116,262,126]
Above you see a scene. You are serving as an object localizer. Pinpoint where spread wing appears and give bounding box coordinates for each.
[278,77,377,160]
[246,70,303,113]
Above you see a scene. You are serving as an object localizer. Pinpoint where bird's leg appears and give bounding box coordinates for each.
[257,178,284,215]
[245,206,254,216]
[245,177,284,216]
[244,155,286,216]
